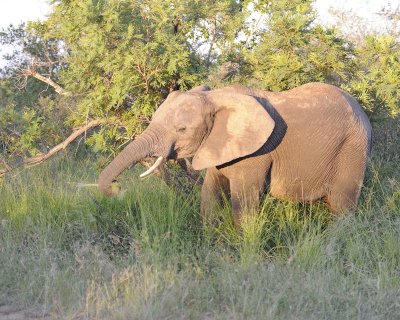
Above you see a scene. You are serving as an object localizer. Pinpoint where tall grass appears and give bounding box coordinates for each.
[1,131,400,319]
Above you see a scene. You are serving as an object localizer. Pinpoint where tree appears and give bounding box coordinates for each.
[329,4,400,117]
[0,23,69,165]
[344,34,400,117]
[0,0,243,179]
[1,0,399,178]
[235,0,356,90]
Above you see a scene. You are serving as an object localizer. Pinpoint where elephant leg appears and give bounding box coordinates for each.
[200,167,229,224]
[327,187,358,214]
[326,140,367,214]
[230,179,261,230]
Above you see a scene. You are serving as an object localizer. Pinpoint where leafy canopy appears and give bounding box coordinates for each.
[0,0,399,163]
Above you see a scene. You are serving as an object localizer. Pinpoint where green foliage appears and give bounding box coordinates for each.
[5,0,240,155]
[237,0,356,90]
[0,79,64,160]
[0,22,70,161]
[45,0,206,122]
[0,0,399,161]
[344,35,400,116]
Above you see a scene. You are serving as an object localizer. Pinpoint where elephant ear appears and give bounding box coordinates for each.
[192,91,275,170]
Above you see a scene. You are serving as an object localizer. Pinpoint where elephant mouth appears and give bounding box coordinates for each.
[140,156,165,178]
[140,144,177,178]
[140,142,196,178]
[171,143,196,159]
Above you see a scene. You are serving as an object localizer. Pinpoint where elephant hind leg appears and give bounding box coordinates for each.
[326,186,360,214]
[326,139,368,215]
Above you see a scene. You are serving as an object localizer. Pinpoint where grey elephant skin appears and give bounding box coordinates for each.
[99,83,372,229]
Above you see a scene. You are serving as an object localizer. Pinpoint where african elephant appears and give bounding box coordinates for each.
[99,83,372,229]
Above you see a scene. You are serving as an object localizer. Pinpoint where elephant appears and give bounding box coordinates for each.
[98,83,372,229]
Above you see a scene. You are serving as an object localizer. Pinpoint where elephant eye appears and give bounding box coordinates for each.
[177,126,187,133]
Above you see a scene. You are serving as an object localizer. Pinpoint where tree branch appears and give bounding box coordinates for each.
[0,119,104,177]
[27,119,103,165]
[22,68,71,96]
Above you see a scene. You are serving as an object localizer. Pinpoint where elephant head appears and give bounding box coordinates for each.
[98,85,276,196]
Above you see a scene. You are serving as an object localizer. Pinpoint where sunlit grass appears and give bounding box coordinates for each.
[0,151,399,318]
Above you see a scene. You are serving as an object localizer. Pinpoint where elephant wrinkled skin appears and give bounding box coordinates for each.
[99,83,372,229]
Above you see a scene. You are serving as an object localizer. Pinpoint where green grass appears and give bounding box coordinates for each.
[1,126,400,319]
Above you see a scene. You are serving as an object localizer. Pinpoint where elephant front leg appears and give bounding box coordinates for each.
[200,167,229,225]
[230,179,261,230]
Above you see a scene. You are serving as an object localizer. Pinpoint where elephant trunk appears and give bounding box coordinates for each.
[98,129,160,196]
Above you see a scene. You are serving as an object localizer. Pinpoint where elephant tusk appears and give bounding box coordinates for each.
[140,156,164,178]
[76,183,99,188]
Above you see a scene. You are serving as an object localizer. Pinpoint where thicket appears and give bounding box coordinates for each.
[0,0,399,171]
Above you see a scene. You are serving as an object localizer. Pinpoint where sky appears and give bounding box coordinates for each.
[0,0,396,29]
[314,0,397,27]
[0,0,51,28]
[0,0,397,66]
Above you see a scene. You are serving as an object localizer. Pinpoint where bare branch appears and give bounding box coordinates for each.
[26,119,103,165]
[0,119,104,177]
[22,68,71,96]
